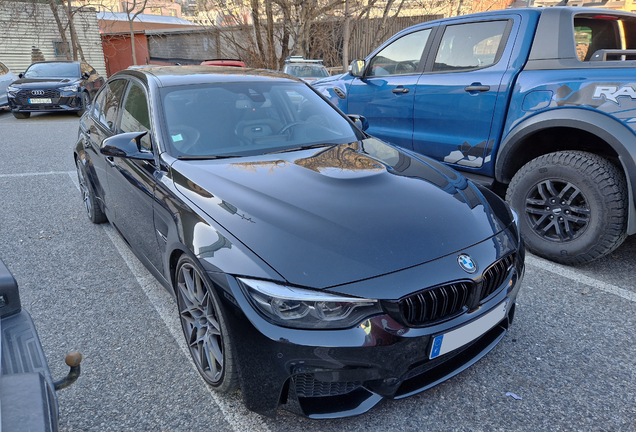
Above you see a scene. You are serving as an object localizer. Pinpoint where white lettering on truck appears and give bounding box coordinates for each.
[593,85,636,103]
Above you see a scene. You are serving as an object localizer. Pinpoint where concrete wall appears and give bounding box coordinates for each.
[0,2,106,77]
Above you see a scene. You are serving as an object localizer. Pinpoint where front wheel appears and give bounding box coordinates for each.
[175,256,239,392]
[506,151,627,265]
[77,92,90,117]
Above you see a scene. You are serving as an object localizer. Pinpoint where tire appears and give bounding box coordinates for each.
[506,151,627,265]
[76,159,107,224]
[77,92,90,117]
[13,111,30,119]
[175,256,239,392]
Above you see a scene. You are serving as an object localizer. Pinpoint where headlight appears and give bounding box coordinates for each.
[7,85,19,95]
[59,84,79,92]
[238,278,383,329]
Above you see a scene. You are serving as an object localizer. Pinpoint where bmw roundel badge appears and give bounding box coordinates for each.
[457,254,477,274]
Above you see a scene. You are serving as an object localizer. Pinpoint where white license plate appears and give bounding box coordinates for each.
[429,299,509,359]
[29,98,51,104]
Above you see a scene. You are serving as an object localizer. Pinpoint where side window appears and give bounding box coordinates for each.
[0,62,7,75]
[574,26,593,61]
[93,79,127,131]
[573,15,636,61]
[433,20,508,72]
[120,82,152,150]
[368,29,432,77]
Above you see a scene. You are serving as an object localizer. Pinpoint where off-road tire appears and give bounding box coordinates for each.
[506,151,627,265]
[175,255,239,392]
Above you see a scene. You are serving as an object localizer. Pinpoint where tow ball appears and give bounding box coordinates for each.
[53,351,83,391]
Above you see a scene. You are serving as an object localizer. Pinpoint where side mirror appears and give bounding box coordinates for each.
[347,114,369,131]
[18,73,24,79]
[83,72,90,79]
[100,132,154,161]
[349,59,366,78]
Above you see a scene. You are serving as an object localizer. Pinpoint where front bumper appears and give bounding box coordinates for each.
[210,227,525,418]
[8,90,82,113]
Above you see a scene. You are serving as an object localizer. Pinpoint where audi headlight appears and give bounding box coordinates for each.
[59,84,79,92]
[7,85,19,96]
[238,278,383,329]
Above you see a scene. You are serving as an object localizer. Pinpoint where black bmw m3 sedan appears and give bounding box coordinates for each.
[73,66,525,418]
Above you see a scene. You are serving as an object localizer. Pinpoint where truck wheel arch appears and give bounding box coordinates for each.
[495,108,636,235]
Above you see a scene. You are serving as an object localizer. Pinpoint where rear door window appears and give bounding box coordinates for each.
[92,79,127,131]
[432,20,509,72]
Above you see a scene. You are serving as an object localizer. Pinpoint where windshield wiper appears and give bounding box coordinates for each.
[265,143,338,155]
[177,154,243,160]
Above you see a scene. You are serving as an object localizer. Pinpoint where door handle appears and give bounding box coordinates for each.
[464,85,490,93]
[392,87,410,94]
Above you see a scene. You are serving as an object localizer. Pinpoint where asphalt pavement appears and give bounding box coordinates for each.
[0,109,634,431]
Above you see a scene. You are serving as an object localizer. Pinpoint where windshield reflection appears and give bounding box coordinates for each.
[160,81,361,158]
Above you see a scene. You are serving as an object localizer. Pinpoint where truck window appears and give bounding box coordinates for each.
[367,29,431,77]
[433,20,508,72]
[574,14,636,61]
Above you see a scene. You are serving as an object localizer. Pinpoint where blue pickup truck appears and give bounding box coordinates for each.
[314,6,636,265]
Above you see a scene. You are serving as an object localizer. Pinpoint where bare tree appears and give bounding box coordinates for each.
[49,0,73,60]
[121,0,150,65]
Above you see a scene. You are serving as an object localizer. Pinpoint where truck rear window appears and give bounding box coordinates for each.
[574,14,636,61]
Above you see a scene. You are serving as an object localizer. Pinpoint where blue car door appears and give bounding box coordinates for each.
[413,18,514,174]
[347,27,436,149]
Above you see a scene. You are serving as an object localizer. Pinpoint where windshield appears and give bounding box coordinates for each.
[284,65,329,79]
[24,62,80,78]
[160,81,362,158]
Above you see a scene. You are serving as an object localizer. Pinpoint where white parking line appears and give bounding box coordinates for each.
[0,171,75,178]
[526,255,636,302]
[67,172,271,432]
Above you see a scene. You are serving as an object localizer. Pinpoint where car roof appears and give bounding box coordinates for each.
[113,65,301,87]
[29,61,81,65]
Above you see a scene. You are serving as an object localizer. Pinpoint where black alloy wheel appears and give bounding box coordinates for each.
[524,179,589,242]
[76,159,107,224]
[507,150,627,265]
[175,256,238,392]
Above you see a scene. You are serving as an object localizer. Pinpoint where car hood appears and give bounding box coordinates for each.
[172,139,513,289]
[10,78,81,88]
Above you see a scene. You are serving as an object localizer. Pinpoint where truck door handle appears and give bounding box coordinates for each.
[392,87,410,94]
[464,85,490,93]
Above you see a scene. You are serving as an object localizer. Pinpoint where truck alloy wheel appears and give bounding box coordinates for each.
[506,151,627,265]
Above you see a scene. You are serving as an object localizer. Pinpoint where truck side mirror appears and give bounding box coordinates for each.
[349,59,366,78]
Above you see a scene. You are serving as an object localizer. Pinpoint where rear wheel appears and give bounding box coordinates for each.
[506,151,627,265]
[13,112,30,119]
[175,256,239,392]
[76,159,107,224]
